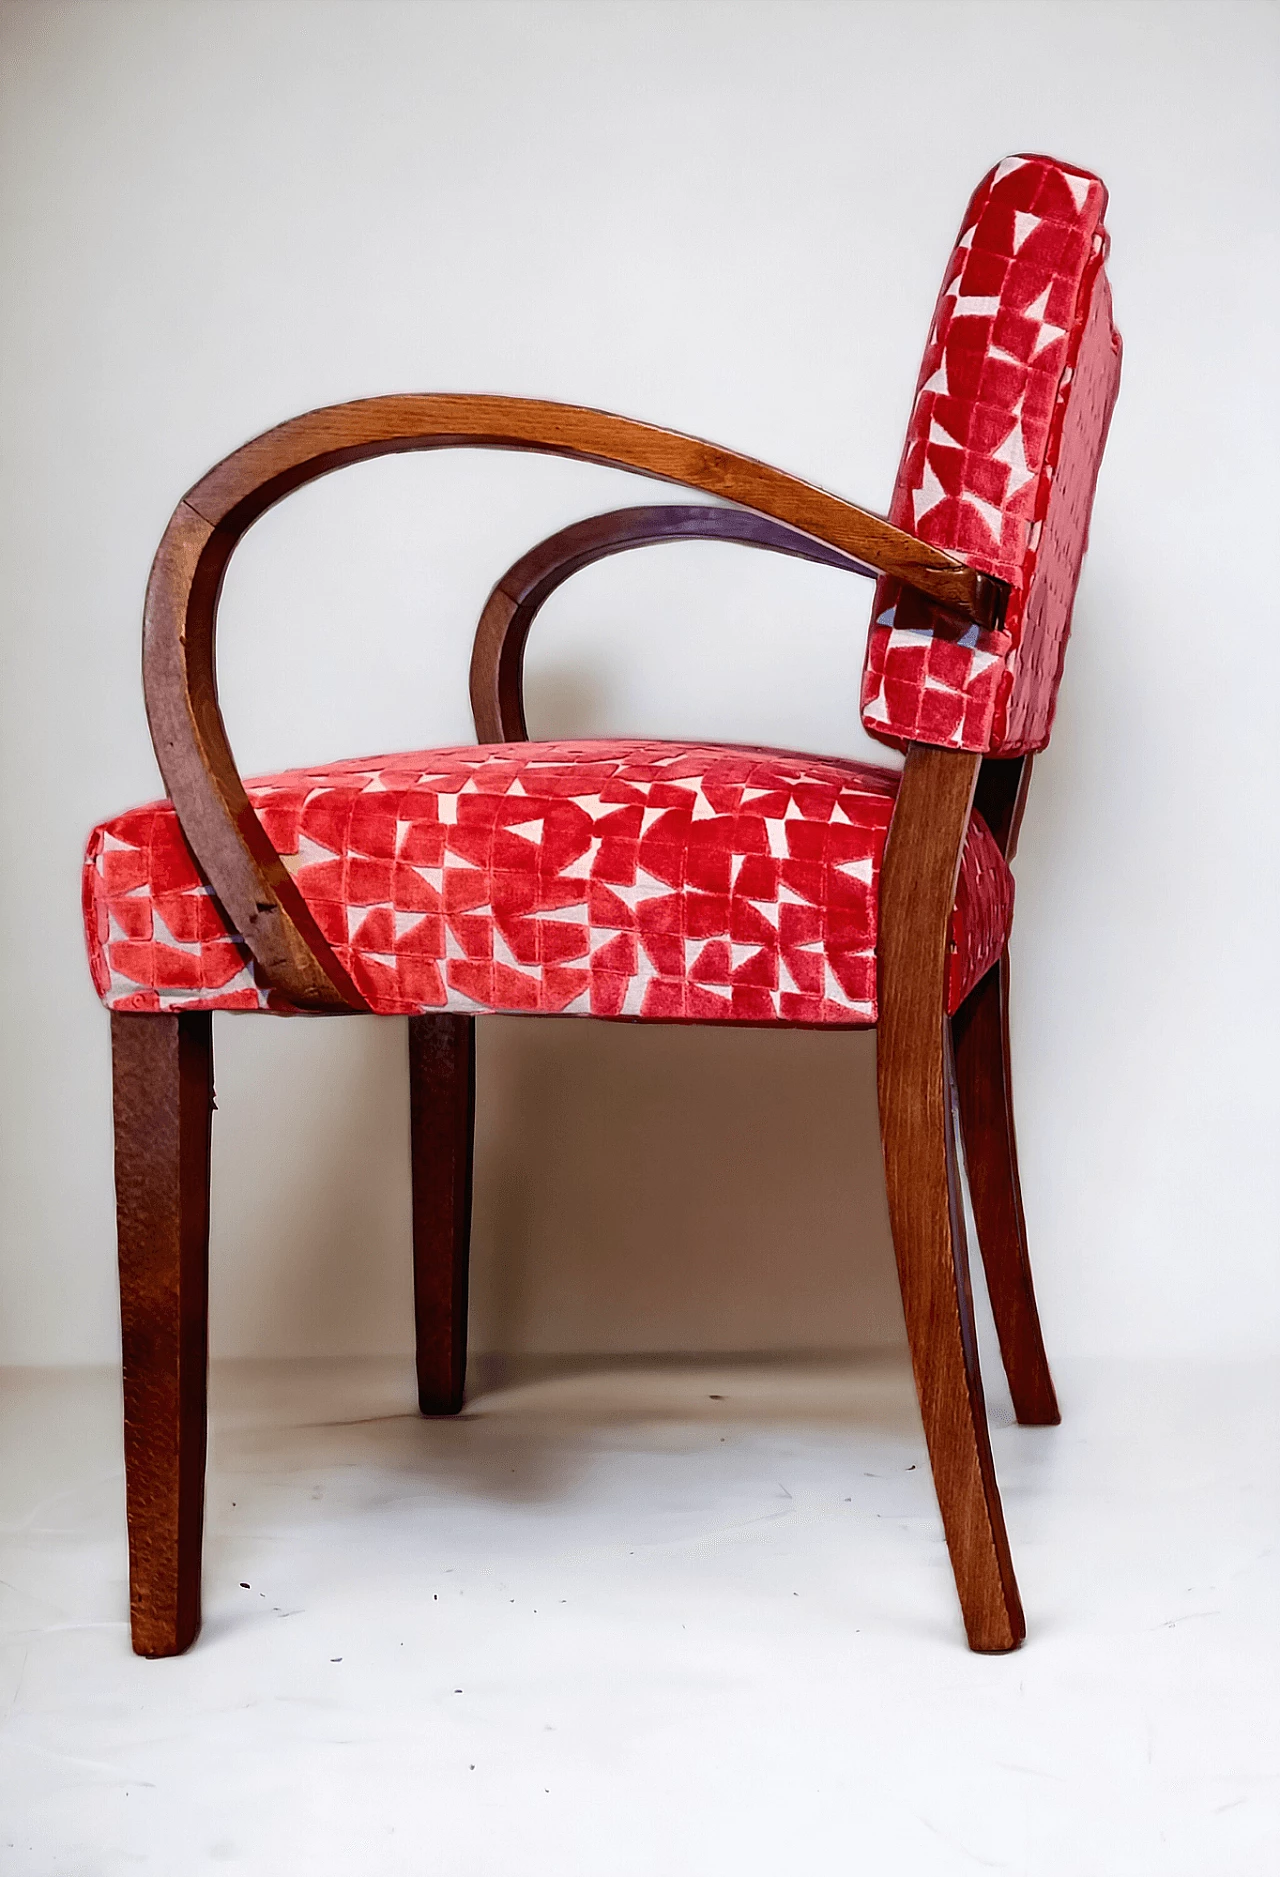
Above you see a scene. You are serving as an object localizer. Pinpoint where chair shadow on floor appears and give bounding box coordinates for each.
[207,1010,911,1403]
[196,999,1033,1646]
[197,1346,944,1651]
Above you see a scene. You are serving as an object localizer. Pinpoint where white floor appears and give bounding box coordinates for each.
[0,1354,1276,1876]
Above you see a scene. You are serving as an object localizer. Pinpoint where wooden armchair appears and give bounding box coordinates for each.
[84,154,1121,1656]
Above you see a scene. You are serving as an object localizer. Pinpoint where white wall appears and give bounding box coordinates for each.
[1,0,1276,1366]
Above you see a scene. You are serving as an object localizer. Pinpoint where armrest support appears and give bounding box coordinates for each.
[143,394,1008,1009]
[469,503,881,742]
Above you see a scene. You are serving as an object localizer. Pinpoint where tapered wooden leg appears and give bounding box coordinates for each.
[879,1024,1025,1651]
[409,1015,475,1415]
[878,746,1024,1652]
[952,956,1060,1426]
[111,1010,213,1658]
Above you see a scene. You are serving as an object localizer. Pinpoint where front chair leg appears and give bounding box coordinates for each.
[111,1010,213,1658]
[408,1015,475,1415]
[877,745,1024,1652]
[951,955,1060,1426]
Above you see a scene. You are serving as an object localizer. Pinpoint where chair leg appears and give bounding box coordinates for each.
[878,1015,1026,1652]
[408,1014,475,1415]
[111,1010,213,1658]
[951,956,1060,1426]
[875,747,1026,1650]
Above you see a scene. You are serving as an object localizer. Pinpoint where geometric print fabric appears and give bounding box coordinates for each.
[861,152,1122,757]
[84,739,1014,1024]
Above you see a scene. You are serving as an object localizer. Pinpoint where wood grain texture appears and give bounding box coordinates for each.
[409,1015,476,1415]
[111,1011,213,1657]
[142,507,367,1014]
[141,395,1008,1010]
[877,745,1025,1652]
[470,504,879,743]
[953,752,1058,1426]
[952,955,1060,1426]
[972,753,1034,862]
[113,396,1050,1655]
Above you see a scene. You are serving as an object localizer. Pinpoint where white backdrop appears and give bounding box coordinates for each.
[1,0,1276,1366]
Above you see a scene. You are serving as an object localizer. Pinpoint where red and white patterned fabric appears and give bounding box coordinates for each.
[84,741,1013,1024]
[860,153,1122,756]
[86,155,1117,1019]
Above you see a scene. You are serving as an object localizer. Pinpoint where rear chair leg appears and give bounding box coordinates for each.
[952,956,1060,1426]
[409,1015,475,1415]
[111,1010,213,1658]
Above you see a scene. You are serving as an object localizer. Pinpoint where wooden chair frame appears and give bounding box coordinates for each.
[113,394,1055,1658]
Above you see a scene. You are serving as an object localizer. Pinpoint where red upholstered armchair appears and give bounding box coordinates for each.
[85,154,1120,1656]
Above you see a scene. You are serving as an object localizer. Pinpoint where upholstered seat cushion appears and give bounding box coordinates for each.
[84,739,1013,1023]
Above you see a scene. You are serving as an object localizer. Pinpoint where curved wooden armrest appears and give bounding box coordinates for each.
[470,503,885,742]
[143,393,1008,1010]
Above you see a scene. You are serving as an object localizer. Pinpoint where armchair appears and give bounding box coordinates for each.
[85,153,1121,1656]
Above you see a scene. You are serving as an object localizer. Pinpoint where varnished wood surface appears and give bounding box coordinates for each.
[179,397,1002,616]
[409,1015,476,1415]
[112,394,1064,1655]
[876,745,1025,1652]
[111,1011,213,1657]
[952,958,1060,1427]
[141,395,1008,1011]
[143,510,367,1015]
[973,754,1034,861]
[470,504,879,743]
[956,751,1058,1422]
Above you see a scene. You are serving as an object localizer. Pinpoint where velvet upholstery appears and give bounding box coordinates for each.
[860,153,1122,756]
[84,740,1012,1023]
[84,153,1119,1019]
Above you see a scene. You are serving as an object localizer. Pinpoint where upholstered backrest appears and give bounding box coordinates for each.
[860,154,1122,757]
